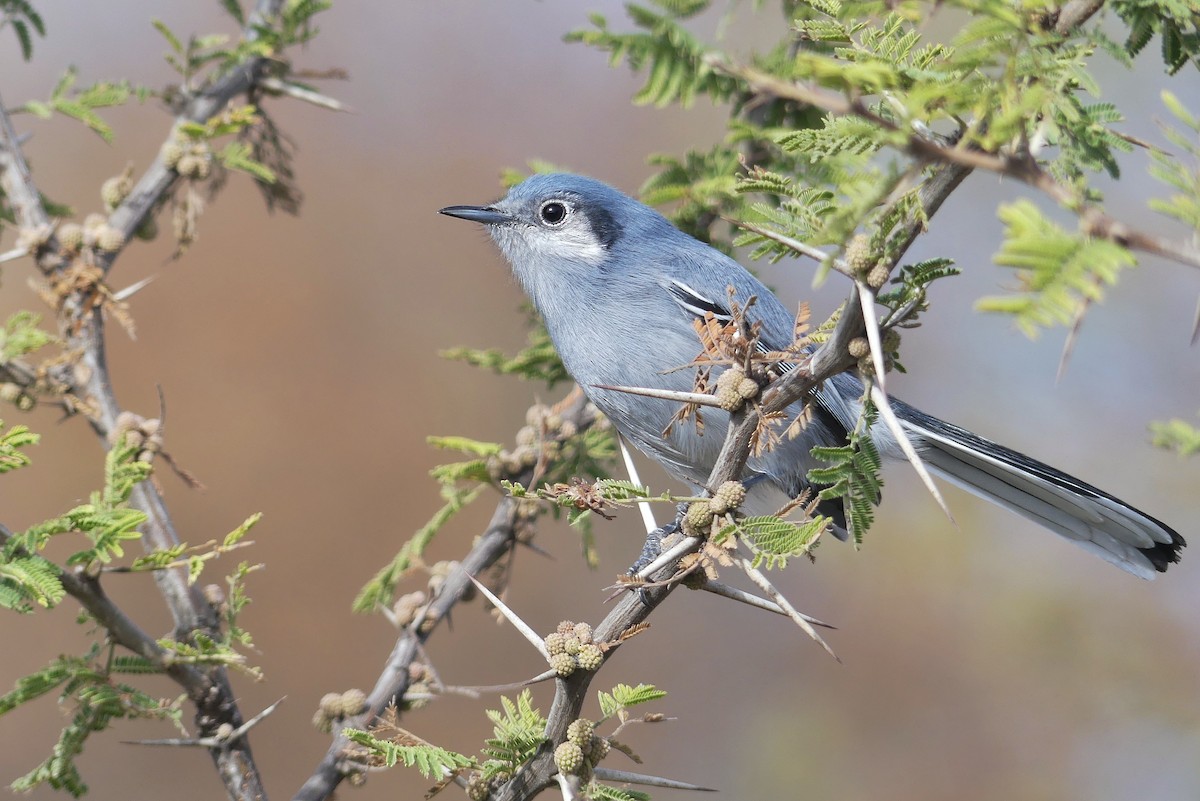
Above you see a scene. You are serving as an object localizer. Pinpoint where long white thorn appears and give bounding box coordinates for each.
[592,383,726,408]
[856,281,889,392]
[466,574,549,660]
[618,436,659,535]
[869,384,954,524]
[736,557,839,661]
[556,772,580,801]
[593,767,716,791]
[697,579,836,627]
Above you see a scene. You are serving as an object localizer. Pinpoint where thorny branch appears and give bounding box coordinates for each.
[705,56,1200,272]
[0,2,300,799]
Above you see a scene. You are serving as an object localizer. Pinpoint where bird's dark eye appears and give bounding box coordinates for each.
[539,201,568,226]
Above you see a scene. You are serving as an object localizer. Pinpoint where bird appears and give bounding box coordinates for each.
[439,173,1184,579]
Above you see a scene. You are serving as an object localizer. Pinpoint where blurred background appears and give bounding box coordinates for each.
[1,3,1198,800]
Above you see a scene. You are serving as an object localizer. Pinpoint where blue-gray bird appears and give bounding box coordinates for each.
[440,173,1184,579]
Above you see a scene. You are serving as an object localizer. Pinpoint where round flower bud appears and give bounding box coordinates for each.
[736,376,759,400]
[563,635,582,656]
[311,709,332,733]
[867,262,890,289]
[544,412,563,431]
[857,354,874,374]
[545,632,567,656]
[96,225,125,254]
[549,652,577,677]
[215,722,234,740]
[590,735,610,760]
[466,774,489,801]
[340,688,367,716]
[348,770,366,787]
[135,216,159,241]
[844,234,871,275]
[557,620,576,635]
[558,420,577,439]
[515,425,537,448]
[57,222,84,252]
[683,500,714,536]
[576,643,603,671]
[566,719,594,748]
[101,175,131,211]
[83,213,107,231]
[848,337,870,359]
[0,383,21,404]
[319,692,342,717]
[525,404,550,428]
[882,328,901,352]
[572,622,593,644]
[403,680,431,710]
[554,741,584,775]
[713,480,747,512]
[160,141,185,169]
[716,386,743,412]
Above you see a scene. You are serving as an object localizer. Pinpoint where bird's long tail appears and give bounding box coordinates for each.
[891,402,1185,579]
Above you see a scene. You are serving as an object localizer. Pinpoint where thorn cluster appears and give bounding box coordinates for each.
[545,620,604,676]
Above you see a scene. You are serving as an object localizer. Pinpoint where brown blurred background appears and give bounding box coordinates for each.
[1,3,1199,800]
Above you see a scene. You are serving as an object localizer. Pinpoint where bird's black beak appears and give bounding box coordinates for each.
[438,205,511,225]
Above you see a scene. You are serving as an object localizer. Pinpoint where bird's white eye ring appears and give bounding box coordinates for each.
[539,200,569,226]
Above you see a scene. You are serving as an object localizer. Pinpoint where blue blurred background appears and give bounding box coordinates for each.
[0,3,1198,800]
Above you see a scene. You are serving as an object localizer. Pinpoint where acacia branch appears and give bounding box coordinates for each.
[706,56,1200,271]
[0,3,297,799]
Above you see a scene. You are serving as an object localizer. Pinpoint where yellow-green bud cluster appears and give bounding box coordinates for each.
[466,773,489,801]
[112,411,164,462]
[708,480,746,516]
[844,234,872,275]
[545,621,603,675]
[57,222,84,253]
[554,741,585,774]
[392,590,427,628]
[101,169,134,212]
[714,366,760,412]
[866,262,890,289]
[489,403,574,478]
[0,382,35,411]
[682,499,716,537]
[312,688,368,732]
[848,337,870,359]
[555,718,610,778]
[427,559,458,597]
[167,134,214,180]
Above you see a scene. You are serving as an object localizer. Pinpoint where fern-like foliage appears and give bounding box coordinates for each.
[807,400,882,544]
[1148,91,1200,231]
[0,311,55,363]
[1150,416,1200,457]
[567,1,741,109]
[442,316,569,386]
[726,514,828,569]
[343,728,474,779]
[3,648,183,797]
[597,683,668,720]
[978,199,1136,337]
[1,0,46,61]
[480,690,547,780]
